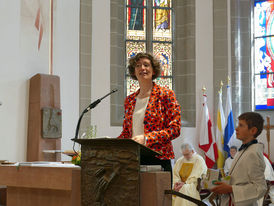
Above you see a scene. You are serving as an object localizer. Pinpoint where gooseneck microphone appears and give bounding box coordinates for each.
[83,89,118,113]
[74,89,118,140]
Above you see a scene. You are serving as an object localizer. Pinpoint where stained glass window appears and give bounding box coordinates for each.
[254,0,274,110]
[125,0,173,96]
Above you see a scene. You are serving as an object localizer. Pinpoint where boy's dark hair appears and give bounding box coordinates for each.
[230,145,238,151]
[128,52,161,80]
[238,112,264,138]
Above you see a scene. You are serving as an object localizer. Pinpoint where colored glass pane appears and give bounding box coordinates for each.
[254,37,274,80]
[127,28,146,41]
[127,0,146,40]
[153,43,172,76]
[153,0,172,7]
[127,0,145,30]
[126,41,146,60]
[255,37,272,74]
[255,73,274,109]
[155,77,172,89]
[126,76,139,96]
[153,0,172,41]
[127,0,146,6]
[254,0,274,37]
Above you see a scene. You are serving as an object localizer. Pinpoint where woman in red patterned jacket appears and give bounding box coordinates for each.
[118,52,181,172]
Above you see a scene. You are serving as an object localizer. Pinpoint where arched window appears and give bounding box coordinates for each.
[254,0,274,110]
[125,0,174,95]
[110,0,196,127]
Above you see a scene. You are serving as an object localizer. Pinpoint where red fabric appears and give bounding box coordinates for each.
[199,119,218,168]
[118,83,181,159]
[263,153,273,165]
[198,95,218,168]
[267,98,274,106]
[229,195,234,206]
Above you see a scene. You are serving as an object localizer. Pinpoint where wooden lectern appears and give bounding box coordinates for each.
[73,138,166,206]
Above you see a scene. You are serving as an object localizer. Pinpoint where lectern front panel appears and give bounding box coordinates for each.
[80,139,140,206]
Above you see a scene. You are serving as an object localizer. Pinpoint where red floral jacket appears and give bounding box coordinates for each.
[118,83,181,159]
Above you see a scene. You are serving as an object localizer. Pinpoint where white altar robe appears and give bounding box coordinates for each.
[257,156,274,205]
[172,153,207,206]
[224,156,234,175]
[220,144,267,206]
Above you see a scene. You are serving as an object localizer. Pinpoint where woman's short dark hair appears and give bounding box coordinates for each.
[127,53,161,80]
[238,112,264,138]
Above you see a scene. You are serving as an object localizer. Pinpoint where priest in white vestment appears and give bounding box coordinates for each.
[172,143,207,206]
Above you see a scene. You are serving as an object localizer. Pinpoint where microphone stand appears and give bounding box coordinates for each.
[72,89,118,155]
[74,89,118,140]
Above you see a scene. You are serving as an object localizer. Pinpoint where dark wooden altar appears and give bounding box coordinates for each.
[73,138,160,206]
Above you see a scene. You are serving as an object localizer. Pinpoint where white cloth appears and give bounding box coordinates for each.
[264,156,274,181]
[172,153,207,206]
[224,156,234,175]
[221,143,267,206]
[257,156,274,205]
[132,96,149,137]
[264,156,274,204]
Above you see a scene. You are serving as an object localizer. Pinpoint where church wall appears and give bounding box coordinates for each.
[90,0,215,161]
[173,0,214,159]
[90,0,122,137]
[0,0,80,162]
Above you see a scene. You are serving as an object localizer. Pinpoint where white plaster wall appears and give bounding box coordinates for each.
[54,0,80,161]
[0,0,79,162]
[91,0,121,137]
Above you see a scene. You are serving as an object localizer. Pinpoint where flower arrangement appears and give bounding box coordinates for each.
[71,152,81,165]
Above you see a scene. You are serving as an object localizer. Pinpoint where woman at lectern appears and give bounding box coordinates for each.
[118,52,181,172]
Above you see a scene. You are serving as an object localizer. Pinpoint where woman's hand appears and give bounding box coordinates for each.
[132,135,145,145]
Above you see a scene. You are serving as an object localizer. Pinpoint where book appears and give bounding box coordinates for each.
[18,161,59,166]
[140,165,162,172]
[201,169,231,189]
[201,169,220,189]
[18,161,79,168]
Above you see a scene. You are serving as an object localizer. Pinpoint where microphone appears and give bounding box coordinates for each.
[74,89,118,140]
[83,89,118,113]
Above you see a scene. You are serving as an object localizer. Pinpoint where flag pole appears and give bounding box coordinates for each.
[202,85,206,95]
[219,81,223,93]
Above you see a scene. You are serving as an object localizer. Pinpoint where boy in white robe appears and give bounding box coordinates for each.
[172,143,207,206]
[211,112,267,206]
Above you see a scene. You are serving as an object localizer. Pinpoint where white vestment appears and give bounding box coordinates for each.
[224,156,234,175]
[220,144,267,206]
[172,153,207,206]
[257,156,274,205]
